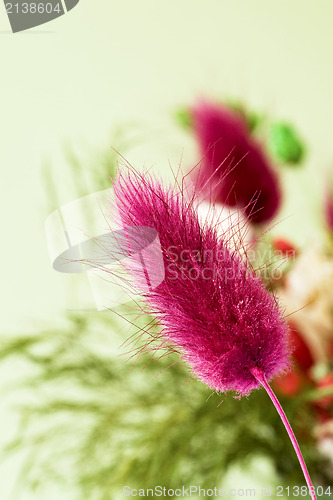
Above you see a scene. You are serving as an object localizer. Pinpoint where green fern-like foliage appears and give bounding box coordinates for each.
[0,309,330,499]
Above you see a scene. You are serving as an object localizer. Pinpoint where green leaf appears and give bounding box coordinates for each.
[174,108,193,130]
[268,122,305,165]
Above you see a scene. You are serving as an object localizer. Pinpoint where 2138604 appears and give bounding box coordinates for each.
[277,486,332,497]
[5,3,62,14]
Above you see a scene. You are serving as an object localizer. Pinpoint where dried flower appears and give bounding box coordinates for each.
[112,169,318,498]
[325,183,333,232]
[191,101,281,224]
[113,169,289,395]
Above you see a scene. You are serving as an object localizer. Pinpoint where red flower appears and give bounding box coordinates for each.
[273,322,314,397]
[273,237,297,259]
[273,371,303,396]
[315,374,333,410]
[289,322,314,375]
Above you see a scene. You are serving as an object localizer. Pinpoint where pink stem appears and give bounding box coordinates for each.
[250,367,317,500]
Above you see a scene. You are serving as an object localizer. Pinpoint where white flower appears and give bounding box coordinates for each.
[197,201,254,255]
[277,245,333,364]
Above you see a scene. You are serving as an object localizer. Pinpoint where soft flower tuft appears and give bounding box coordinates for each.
[191,101,281,224]
[113,169,290,396]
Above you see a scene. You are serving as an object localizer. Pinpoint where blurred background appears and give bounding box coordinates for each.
[1,1,333,499]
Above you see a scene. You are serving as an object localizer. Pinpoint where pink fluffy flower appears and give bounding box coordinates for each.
[112,169,317,497]
[191,101,281,224]
[325,186,333,231]
[113,169,289,395]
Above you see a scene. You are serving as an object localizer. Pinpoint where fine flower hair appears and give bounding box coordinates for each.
[112,167,317,499]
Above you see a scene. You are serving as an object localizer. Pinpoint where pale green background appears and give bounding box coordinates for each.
[1,1,333,498]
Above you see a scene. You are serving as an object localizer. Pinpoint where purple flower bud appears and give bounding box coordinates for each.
[191,101,281,224]
[325,185,333,231]
[113,170,290,396]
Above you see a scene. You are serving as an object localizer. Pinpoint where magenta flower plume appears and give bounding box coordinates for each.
[325,185,333,231]
[113,169,318,498]
[113,169,289,395]
[191,101,281,223]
